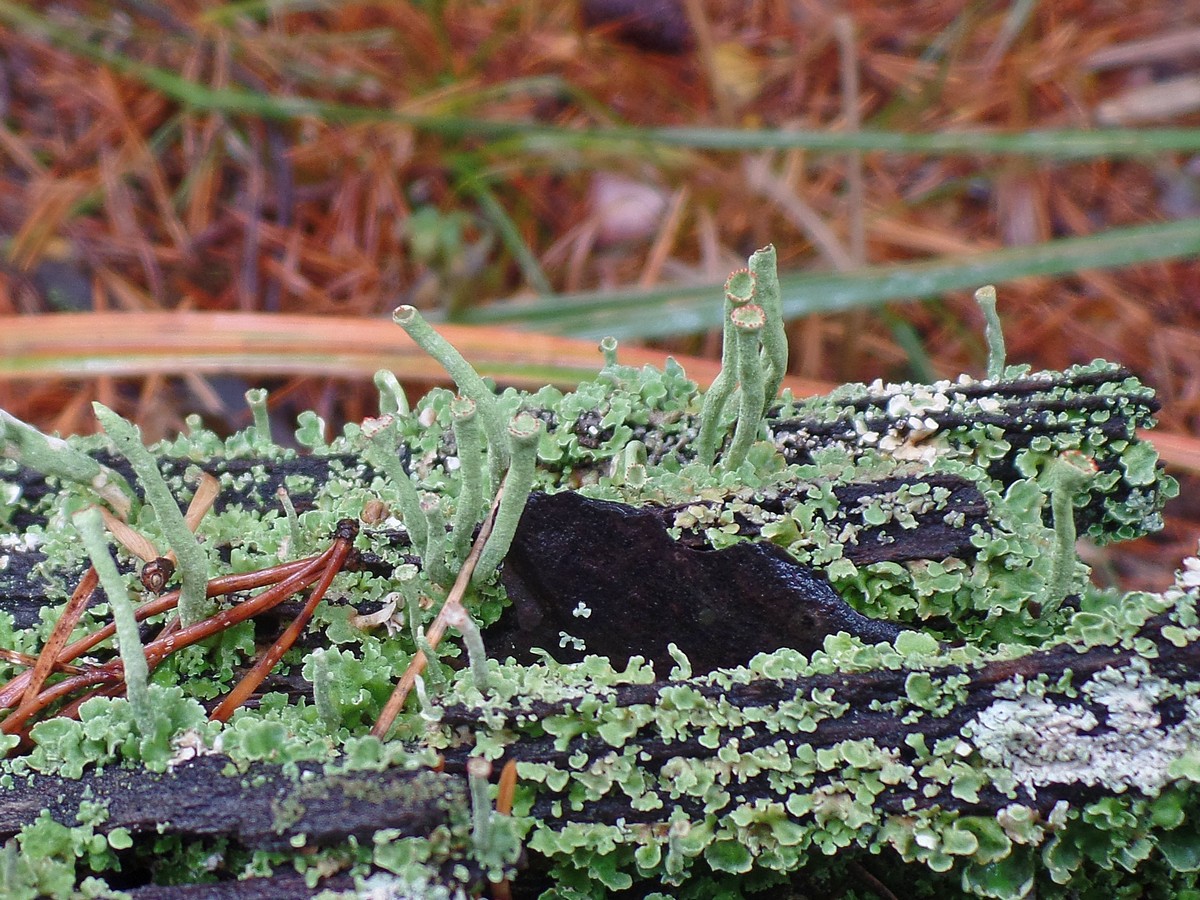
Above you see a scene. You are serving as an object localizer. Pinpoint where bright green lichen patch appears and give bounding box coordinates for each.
[0,268,1189,897]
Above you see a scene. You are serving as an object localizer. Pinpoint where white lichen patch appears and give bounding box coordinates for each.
[1180,554,1200,590]
[558,631,586,651]
[966,661,1199,795]
[0,531,41,552]
[166,728,221,769]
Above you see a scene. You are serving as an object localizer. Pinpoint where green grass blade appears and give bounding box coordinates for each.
[459,177,553,296]
[7,2,1200,159]
[460,218,1200,339]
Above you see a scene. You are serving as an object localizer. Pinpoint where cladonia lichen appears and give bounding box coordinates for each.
[0,266,1189,899]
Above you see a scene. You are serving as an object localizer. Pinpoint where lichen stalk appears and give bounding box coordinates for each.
[599,336,619,369]
[393,305,509,487]
[449,397,486,570]
[412,674,436,719]
[0,409,132,517]
[974,284,1007,381]
[613,440,647,488]
[309,648,341,733]
[244,388,272,447]
[373,368,410,416]
[473,414,541,585]
[93,403,211,626]
[1045,451,1097,603]
[275,487,303,552]
[407,587,446,689]
[73,506,155,737]
[421,495,450,586]
[444,601,490,696]
[362,416,427,554]
[749,245,787,406]
[372,496,502,738]
[415,628,446,689]
[467,756,494,856]
[694,268,756,467]
[723,303,768,470]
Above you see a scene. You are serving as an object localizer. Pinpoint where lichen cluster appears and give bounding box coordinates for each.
[0,251,1191,899]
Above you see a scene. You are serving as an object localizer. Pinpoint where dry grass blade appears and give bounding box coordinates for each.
[0,312,831,396]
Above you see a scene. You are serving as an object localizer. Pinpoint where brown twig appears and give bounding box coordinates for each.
[371,488,503,739]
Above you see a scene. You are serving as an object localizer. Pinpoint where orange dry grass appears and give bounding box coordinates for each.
[0,1,1197,585]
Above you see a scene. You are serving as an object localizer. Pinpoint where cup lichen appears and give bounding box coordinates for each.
[0,262,1189,898]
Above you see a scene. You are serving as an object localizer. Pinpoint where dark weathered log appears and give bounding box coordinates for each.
[490,490,904,672]
[124,871,357,899]
[0,362,1164,631]
[2,612,1191,843]
[442,611,1200,825]
[0,359,1183,896]
[0,754,462,850]
[767,365,1163,539]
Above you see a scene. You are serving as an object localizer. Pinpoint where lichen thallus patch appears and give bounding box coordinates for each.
[0,256,1190,899]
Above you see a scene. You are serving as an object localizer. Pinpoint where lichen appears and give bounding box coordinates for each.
[0,269,1189,897]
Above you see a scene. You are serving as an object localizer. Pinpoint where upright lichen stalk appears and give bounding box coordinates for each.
[72,507,155,737]
[695,267,756,466]
[473,414,541,585]
[373,368,410,416]
[93,404,211,627]
[974,284,1007,381]
[695,245,786,468]
[393,305,509,489]
[448,397,486,571]
[749,244,787,406]
[308,648,341,733]
[362,416,428,558]
[1045,450,1097,603]
[420,494,450,586]
[723,303,768,470]
[599,336,620,370]
[243,388,272,448]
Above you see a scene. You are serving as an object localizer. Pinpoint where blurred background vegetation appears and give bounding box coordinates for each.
[1,0,1199,585]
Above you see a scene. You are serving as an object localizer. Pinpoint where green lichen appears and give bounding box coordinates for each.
[93,404,211,626]
[0,267,1188,898]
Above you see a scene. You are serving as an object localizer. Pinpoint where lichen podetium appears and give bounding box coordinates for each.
[0,267,1189,899]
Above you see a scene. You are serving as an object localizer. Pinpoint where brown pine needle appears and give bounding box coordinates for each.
[0,649,85,675]
[184,472,221,533]
[99,508,159,562]
[0,552,329,730]
[18,567,98,708]
[210,524,355,723]
[496,758,518,816]
[371,488,503,740]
